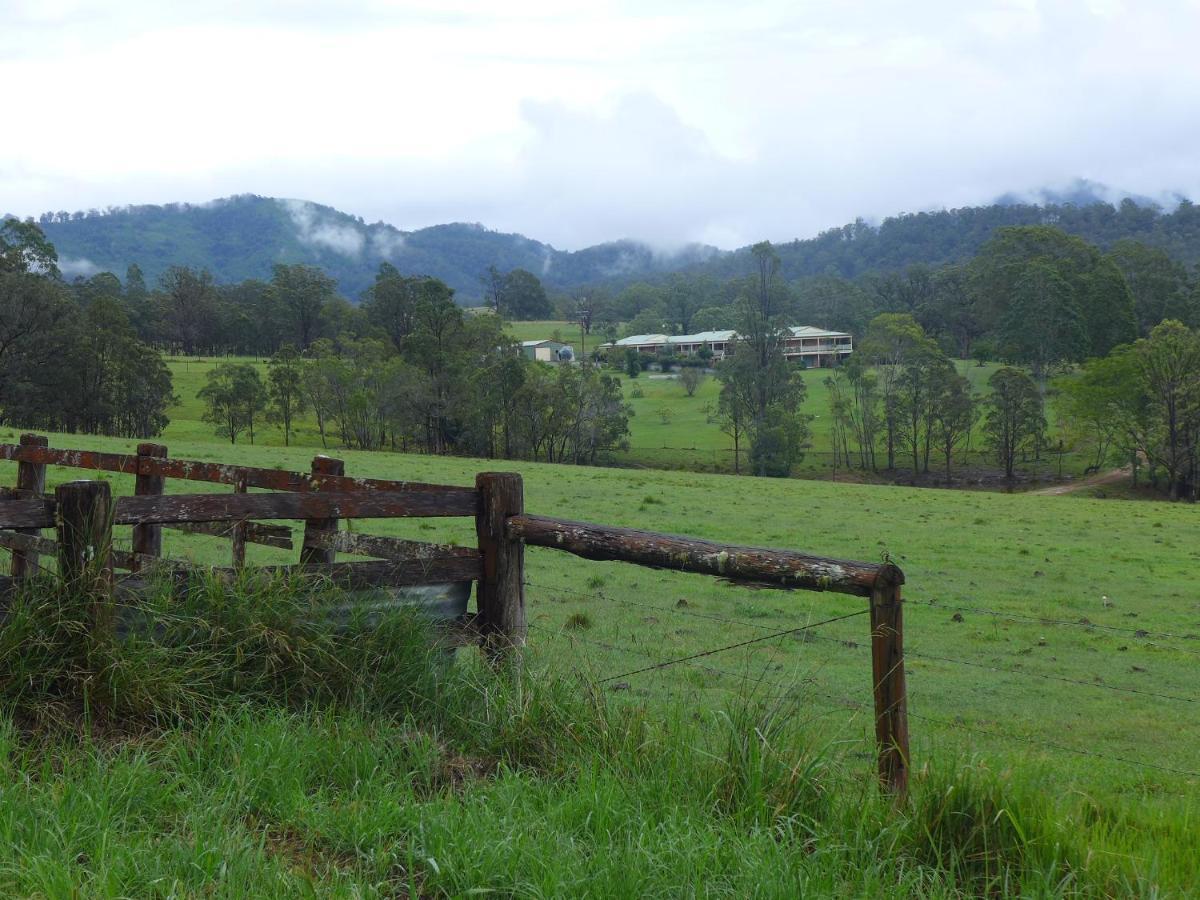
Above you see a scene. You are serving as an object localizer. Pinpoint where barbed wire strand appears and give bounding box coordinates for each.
[525,585,1200,782]
[527,621,865,712]
[527,580,1199,702]
[593,609,870,684]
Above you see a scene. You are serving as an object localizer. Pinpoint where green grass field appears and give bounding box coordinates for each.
[16,349,1175,892]
[165,353,1087,482]
[0,421,1194,892]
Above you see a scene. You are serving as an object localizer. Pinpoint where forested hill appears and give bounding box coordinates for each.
[689,196,1200,282]
[26,191,1200,300]
[30,195,721,301]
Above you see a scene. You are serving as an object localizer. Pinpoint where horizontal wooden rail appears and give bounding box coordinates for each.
[302,530,478,561]
[113,491,477,524]
[0,443,475,499]
[506,514,902,597]
[0,530,194,573]
[163,520,293,549]
[117,557,482,591]
[0,490,477,531]
[0,499,55,529]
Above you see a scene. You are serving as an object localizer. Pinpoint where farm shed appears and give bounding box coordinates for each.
[521,340,574,362]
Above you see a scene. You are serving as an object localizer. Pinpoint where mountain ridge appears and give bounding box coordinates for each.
[15,187,1200,301]
[26,195,723,301]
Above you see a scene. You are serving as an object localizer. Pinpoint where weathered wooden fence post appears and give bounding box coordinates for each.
[131,442,166,572]
[55,480,114,635]
[475,472,525,659]
[11,433,47,577]
[870,573,910,798]
[231,474,248,569]
[300,455,344,565]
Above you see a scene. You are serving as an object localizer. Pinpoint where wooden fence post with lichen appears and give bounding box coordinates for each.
[11,433,48,578]
[870,575,909,797]
[55,480,114,637]
[131,442,167,572]
[300,455,344,566]
[475,472,525,660]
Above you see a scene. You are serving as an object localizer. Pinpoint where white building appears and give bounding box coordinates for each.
[605,326,853,368]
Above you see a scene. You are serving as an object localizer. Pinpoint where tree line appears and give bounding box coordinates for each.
[194,263,632,465]
[606,226,1193,366]
[0,220,174,438]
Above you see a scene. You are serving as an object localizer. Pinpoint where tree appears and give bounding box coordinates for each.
[998,260,1087,385]
[894,344,955,474]
[1058,353,1136,472]
[1109,240,1196,335]
[971,225,1136,357]
[0,220,74,411]
[982,367,1045,478]
[930,373,975,480]
[362,262,419,353]
[624,348,641,378]
[690,306,735,331]
[1135,320,1200,500]
[860,313,936,469]
[842,354,881,471]
[714,242,810,476]
[680,366,704,397]
[624,307,667,337]
[270,263,336,349]
[661,274,714,333]
[110,339,175,438]
[481,265,506,315]
[199,363,267,444]
[503,269,552,320]
[0,217,59,277]
[793,275,874,337]
[267,345,308,446]
[157,266,221,354]
[924,265,983,359]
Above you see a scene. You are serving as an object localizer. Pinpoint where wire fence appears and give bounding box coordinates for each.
[522,576,1200,786]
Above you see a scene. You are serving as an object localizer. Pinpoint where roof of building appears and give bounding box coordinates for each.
[608,326,850,348]
[521,339,571,348]
[613,334,671,346]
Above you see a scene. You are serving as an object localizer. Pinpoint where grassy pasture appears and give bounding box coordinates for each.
[0,426,1194,892]
[166,354,1086,481]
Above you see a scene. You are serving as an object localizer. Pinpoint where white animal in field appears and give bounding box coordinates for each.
[1102,595,1114,608]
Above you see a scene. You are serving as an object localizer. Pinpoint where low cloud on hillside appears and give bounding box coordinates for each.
[4,2,1200,249]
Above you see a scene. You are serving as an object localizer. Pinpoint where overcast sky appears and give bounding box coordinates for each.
[2,0,1198,249]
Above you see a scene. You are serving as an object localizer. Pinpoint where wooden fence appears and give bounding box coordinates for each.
[0,433,909,795]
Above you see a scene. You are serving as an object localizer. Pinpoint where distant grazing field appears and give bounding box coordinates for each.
[503,319,579,345]
[163,353,1085,480]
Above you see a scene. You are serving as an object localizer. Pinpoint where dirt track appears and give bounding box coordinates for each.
[1032,467,1129,496]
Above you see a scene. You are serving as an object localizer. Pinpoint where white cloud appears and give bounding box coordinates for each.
[281,200,366,257]
[58,256,102,277]
[369,230,407,258]
[4,1,1200,249]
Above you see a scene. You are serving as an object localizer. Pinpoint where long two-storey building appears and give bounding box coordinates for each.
[605,326,853,368]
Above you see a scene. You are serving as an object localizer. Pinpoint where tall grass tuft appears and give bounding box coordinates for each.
[0,569,448,731]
